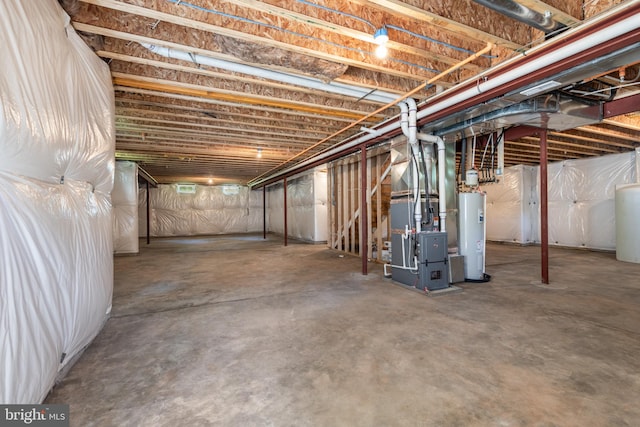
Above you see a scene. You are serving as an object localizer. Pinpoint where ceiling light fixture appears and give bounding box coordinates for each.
[207,178,213,184]
[373,26,389,44]
[257,148,263,158]
[373,26,389,59]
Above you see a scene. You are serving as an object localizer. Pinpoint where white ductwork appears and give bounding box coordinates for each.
[141,43,401,105]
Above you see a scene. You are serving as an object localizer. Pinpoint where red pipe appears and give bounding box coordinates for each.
[283,177,288,247]
[360,145,368,275]
[263,185,266,240]
[540,130,549,284]
[146,180,150,245]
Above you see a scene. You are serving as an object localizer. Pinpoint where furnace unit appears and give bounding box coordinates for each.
[416,231,449,291]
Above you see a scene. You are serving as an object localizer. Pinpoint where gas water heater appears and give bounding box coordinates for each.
[458,192,486,281]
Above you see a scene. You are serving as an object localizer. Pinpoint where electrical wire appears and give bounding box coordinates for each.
[386,24,497,58]
[296,0,497,59]
[167,0,439,74]
[584,81,639,95]
[294,0,376,30]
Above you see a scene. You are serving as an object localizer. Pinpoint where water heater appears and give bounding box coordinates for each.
[458,192,486,280]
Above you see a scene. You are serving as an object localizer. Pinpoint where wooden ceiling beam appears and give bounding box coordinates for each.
[225,0,484,73]
[115,134,332,152]
[101,50,393,104]
[349,0,522,50]
[74,3,450,83]
[114,86,381,124]
[513,0,582,26]
[116,114,335,138]
[112,74,380,120]
[116,109,342,135]
[115,120,324,141]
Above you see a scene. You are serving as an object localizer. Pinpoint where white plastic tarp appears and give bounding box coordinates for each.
[266,169,327,242]
[485,151,636,250]
[0,0,115,403]
[113,161,139,254]
[484,165,537,243]
[545,152,636,249]
[139,184,263,236]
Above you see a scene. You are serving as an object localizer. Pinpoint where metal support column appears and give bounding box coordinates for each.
[146,180,150,245]
[263,185,266,239]
[283,177,288,247]
[540,130,549,284]
[360,146,368,275]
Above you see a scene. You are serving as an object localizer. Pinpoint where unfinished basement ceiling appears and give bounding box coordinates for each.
[65,0,640,185]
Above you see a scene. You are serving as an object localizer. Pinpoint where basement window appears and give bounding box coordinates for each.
[222,185,240,196]
[176,184,197,194]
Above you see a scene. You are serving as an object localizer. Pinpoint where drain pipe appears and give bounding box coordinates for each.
[140,43,400,105]
[417,132,447,233]
[398,101,424,233]
[401,98,448,233]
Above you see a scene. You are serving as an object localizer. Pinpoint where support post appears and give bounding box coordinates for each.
[263,185,266,239]
[540,130,549,284]
[283,177,288,247]
[146,180,150,245]
[360,146,368,275]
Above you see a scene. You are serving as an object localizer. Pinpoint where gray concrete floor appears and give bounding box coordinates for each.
[46,235,640,426]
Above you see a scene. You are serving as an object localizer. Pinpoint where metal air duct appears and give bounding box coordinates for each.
[474,0,567,34]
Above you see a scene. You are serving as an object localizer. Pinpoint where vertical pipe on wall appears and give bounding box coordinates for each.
[146,180,150,245]
[283,177,288,247]
[540,130,549,284]
[360,146,368,275]
[460,136,467,182]
[263,185,266,239]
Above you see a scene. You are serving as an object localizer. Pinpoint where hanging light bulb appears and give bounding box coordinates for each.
[373,26,389,59]
[207,178,213,185]
[375,44,388,59]
[257,148,263,158]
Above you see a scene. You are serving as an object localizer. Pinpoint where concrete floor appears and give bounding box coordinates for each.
[46,234,640,426]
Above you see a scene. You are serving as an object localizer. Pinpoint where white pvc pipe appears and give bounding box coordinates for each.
[417,131,447,233]
[141,43,401,104]
[403,97,447,234]
[254,6,639,184]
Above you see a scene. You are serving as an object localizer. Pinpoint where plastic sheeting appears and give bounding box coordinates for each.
[113,161,139,254]
[485,151,636,250]
[139,184,263,236]
[267,169,328,242]
[485,165,537,243]
[0,0,115,403]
